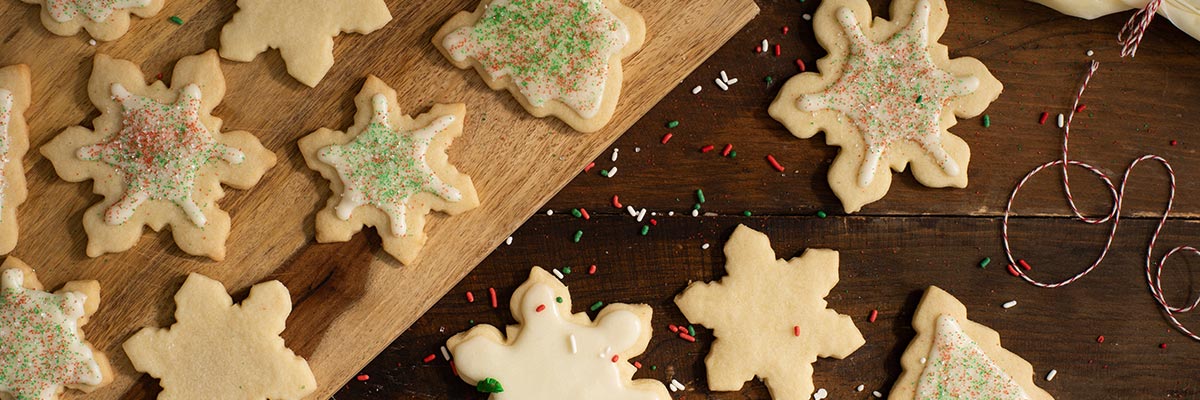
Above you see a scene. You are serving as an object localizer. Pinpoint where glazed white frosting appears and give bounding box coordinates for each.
[44,0,152,23]
[915,315,1030,400]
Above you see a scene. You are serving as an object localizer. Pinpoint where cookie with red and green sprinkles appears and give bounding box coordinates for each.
[0,65,31,256]
[20,0,165,41]
[40,50,277,261]
[298,75,479,265]
[890,286,1054,400]
[0,256,113,400]
[768,0,1002,213]
[434,0,646,133]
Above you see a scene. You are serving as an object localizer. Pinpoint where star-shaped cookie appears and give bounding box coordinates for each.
[434,0,646,132]
[0,65,30,255]
[0,256,112,400]
[447,267,669,400]
[768,0,1002,213]
[675,225,864,400]
[890,286,1053,400]
[19,0,165,41]
[41,50,277,261]
[123,273,316,400]
[298,75,479,265]
[219,0,392,87]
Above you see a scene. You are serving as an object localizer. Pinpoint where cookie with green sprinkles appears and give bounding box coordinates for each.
[434,0,646,133]
[0,256,113,400]
[768,0,1002,213]
[40,50,277,261]
[219,0,392,87]
[0,65,31,256]
[890,286,1053,400]
[19,0,164,41]
[298,76,479,265]
[447,267,669,400]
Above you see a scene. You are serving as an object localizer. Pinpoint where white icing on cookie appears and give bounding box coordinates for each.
[0,90,11,224]
[915,315,1031,400]
[44,0,151,23]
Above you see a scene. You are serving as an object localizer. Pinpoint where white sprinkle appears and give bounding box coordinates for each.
[813,388,828,400]
[505,236,513,245]
[803,13,812,21]
[1046,369,1058,381]
[715,78,729,91]
[650,212,657,216]
[441,345,451,361]
[692,85,702,94]
[920,357,927,364]
[1086,49,1094,57]
[873,391,883,398]
[671,379,686,391]
[703,212,718,217]
[611,148,619,162]
[856,384,865,392]
[606,166,618,177]
[635,147,641,153]
[720,70,730,82]
[669,383,678,393]
[702,243,710,250]
[627,205,638,217]
[1057,113,1065,128]
[552,269,564,279]
[761,39,768,52]
[726,78,739,85]
[88,39,96,46]
[636,208,647,222]
[569,334,578,354]
[691,209,699,217]
[668,211,675,216]
[546,209,554,216]
[1003,300,1018,309]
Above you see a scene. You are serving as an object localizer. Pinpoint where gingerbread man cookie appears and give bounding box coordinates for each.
[434,0,646,132]
[0,256,112,400]
[890,286,1053,400]
[41,50,277,261]
[0,65,30,255]
[674,225,864,400]
[19,0,165,41]
[123,273,316,400]
[220,0,393,87]
[768,0,1002,213]
[298,76,479,265]
[447,267,669,399]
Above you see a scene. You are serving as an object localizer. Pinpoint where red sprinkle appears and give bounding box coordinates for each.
[755,45,762,53]
[356,374,370,381]
[661,133,673,144]
[766,154,785,172]
[1161,343,1168,349]
[793,325,800,337]
[612,195,623,208]
[1076,104,1087,113]
[1097,335,1105,343]
[669,324,679,333]
[536,304,546,312]
[782,26,789,35]
[450,361,458,376]
[466,291,475,303]
[1039,112,1049,125]
[650,219,658,226]
[795,59,807,72]
[679,332,697,342]
[588,264,597,274]
[773,44,781,57]
[611,354,620,363]
[1007,264,1020,277]
[1171,140,1178,146]
[580,208,590,220]
[701,144,715,153]
[423,353,437,363]
[584,161,595,172]
[634,361,642,369]
[155,72,164,80]
[869,309,879,323]
[721,144,733,156]
[488,287,498,308]
[1018,259,1032,271]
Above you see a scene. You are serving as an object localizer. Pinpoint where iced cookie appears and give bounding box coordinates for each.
[890,286,1053,400]
[446,267,669,399]
[123,273,316,400]
[0,65,30,255]
[0,256,112,400]
[219,0,392,87]
[40,50,277,261]
[298,76,479,265]
[768,0,1002,213]
[674,225,864,400]
[434,0,646,133]
[19,0,164,41]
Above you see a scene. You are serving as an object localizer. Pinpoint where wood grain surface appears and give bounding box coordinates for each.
[348,0,1200,398]
[0,0,759,398]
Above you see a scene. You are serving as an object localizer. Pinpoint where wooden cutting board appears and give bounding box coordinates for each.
[0,0,758,398]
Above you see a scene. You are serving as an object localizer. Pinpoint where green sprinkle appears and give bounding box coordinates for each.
[816,210,828,218]
[600,169,610,177]
[666,120,680,129]
[916,95,923,103]
[765,76,774,86]
[573,230,583,243]
[168,16,184,25]
[982,115,991,128]
[743,210,752,216]
[563,266,572,275]
[979,257,991,268]
[688,325,696,337]
[730,151,737,158]
[693,203,702,210]
[651,365,658,371]
[556,296,563,303]
[476,378,504,393]
[696,189,706,204]
[469,319,475,325]
[571,208,582,218]
[590,301,604,311]
[640,225,650,235]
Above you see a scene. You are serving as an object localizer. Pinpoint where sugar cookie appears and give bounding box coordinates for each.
[19,0,164,41]
[0,65,30,255]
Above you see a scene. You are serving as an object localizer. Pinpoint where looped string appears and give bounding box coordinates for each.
[1119,0,1164,57]
[1001,60,1200,341]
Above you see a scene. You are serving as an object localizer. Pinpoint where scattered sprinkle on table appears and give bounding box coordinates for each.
[590,301,604,311]
[1046,369,1058,381]
[357,374,370,381]
[640,225,650,235]
[743,210,752,216]
[816,210,827,218]
[696,189,706,203]
[692,85,702,94]
[766,154,785,172]
[979,257,991,268]
[1002,300,1018,309]
[168,16,184,25]
[667,120,680,128]
[982,114,991,128]
[572,230,583,243]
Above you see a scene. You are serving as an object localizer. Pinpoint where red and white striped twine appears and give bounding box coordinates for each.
[1118,0,1164,57]
[1002,60,1200,341]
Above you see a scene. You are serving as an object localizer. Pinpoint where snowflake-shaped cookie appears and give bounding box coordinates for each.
[299,76,479,265]
[434,0,646,132]
[219,0,392,87]
[675,225,864,400]
[123,273,316,400]
[890,286,1053,400]
[19,0,165,41]
[0,257,111,400]
[768,0,1002,213]
[0,65,30,255]
[447,267,669,400]
[41,50,277,261]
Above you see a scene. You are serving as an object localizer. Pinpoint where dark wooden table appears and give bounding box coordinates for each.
[335,0,1200,398]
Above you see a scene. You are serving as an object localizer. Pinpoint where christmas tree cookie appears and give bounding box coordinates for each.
[447,267,669,399]
[298,76,479,265]
[434,0,646,132]
[890,286,1053,400]
[768,0,1002,213]
[220,0,392,87]
[123,273,316,400]
[0,256,112,400]
[41,50,277,261]
[0,65,30,255]
[19,0,164,41]
[675,225,864,400]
